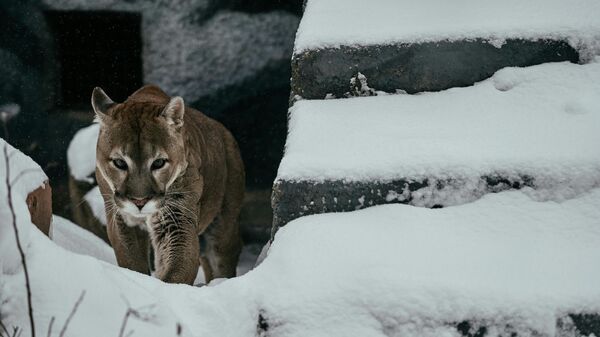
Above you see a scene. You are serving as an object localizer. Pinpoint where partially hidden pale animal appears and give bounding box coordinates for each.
[93,85,244,285]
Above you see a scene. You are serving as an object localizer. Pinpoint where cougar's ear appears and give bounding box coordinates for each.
[161,96,185,129]
[91,87,115,124]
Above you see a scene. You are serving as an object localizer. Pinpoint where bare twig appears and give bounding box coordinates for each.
[0,319,10,337]
[3,143,35,337]
[58,291,86,337]
[46,317,54,337]
[118,298,157,337]
[117,309,132,337]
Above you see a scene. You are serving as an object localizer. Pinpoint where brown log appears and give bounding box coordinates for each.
[26,180,52,236]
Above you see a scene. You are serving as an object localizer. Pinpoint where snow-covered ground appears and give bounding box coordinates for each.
[295,0,600,58]
[49,214,260,285]
[50,215,116,265]
[277,61,600,205]
[3,148,600,336]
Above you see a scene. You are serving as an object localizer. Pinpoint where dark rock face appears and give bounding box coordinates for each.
[0,0,58,114]
[291,39,579,99]
[271,174,536,237]
[214,86,290,188]
[452,315,600,337]
[570,313,600,336]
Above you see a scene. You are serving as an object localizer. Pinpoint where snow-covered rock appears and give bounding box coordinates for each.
[2,182,600,336]
[67,123,99,184]
[291,0,600,99]
[273,61,600,228]
[295,0,600,53]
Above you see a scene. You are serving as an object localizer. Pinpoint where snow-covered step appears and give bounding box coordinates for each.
[272,61,600,231]
[291,0,600,99]
[267,189,600,337]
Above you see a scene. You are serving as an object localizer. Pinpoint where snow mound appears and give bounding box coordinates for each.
[0,138,47,199]
[296,0,600,58]
[3,187,600,336]
[50,215,116,265]
[277,61,600,201]
[256,189,600,337]
[0,138,47,273]
[66,123,99,183]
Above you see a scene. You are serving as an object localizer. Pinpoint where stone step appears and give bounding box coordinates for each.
[270,186,600,336]
[272,61,600,233]
[291,0,600,99]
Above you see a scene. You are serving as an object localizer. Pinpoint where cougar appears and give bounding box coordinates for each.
[93,85,244,285]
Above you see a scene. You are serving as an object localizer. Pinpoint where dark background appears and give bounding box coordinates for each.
[0,0,303,243]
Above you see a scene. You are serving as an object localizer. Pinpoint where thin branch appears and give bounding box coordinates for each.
[3,143,35,337]
[0,320,10,337]
[117,298,157,337]
[117,309,132,337]
[46,317,55,337]
[58,291,86,337]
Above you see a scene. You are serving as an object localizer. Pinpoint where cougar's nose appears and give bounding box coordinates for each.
[130,197,151,210]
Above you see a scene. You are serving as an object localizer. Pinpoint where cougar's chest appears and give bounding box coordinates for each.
[121,211,155,232]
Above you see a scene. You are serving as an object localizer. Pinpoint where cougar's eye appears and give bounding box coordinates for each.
[151,158,167,170]
[112,158,128,170]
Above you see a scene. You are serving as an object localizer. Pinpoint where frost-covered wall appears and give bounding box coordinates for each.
[42,0,300,113]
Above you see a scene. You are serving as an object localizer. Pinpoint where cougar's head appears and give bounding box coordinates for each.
[92,87,188,220]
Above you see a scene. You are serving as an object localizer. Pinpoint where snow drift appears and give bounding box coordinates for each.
[2,137,600,337]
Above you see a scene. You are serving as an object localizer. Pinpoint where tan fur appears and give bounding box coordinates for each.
[94,85,244,285]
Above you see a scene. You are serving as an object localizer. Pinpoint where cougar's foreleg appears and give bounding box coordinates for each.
[200,215,242,282]
[107,212,150,275]
[151,206,200,285]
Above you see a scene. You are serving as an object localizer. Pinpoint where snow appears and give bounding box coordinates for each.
[3,172,600,336]
[83,186,106,225]
[66,123,99,183]
[277,61,600,203]
[49,215,116,265]
[0,138,47,273]
[0,138,47,200]
[295,0,600,58]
